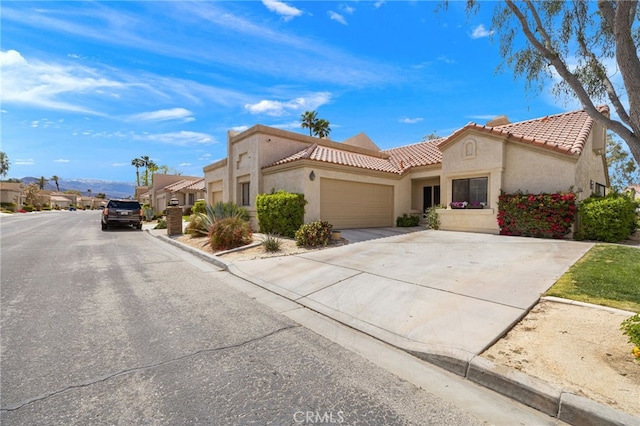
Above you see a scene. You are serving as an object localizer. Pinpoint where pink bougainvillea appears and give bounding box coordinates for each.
[497,191,576,239]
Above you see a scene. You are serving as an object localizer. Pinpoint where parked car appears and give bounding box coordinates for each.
[101,200,143,230]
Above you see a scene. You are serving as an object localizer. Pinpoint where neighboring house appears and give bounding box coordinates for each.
[50,194,73,209]
[203,106,609,234]
[140,174,203,215]
[156,178,205,214]
[0,182,24,209]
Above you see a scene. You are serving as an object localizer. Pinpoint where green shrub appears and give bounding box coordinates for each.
[209,217,252,251]
[576,194,638,242]
[154,218,167,229]
[295,220,332,247]
[396,213,420,227]
[143,206,154,221]
[262,234,282,253]
[188,202,249,237]
[185,214,207,237]
[23,204,34,212]
[425,206,440,230]
[1,202,16,212]
[620,314,640,363]
[192,200,206,214]
[256,191,307,238]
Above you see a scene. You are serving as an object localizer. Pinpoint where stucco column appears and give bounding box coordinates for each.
[166,206,183,236]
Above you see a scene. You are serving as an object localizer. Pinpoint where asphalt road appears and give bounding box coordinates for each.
[0,211,559,425]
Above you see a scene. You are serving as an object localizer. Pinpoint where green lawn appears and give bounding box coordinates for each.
[545,244,640,312]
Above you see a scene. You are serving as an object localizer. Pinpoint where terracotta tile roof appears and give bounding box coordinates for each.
[440,108,600,155]
[264,107,602,175]
[383,139,444,169]
[163,178,204,192]
[183,178,205,191]
[267,143,403,174]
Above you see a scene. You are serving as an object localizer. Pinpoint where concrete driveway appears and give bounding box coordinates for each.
[224,229,594,375]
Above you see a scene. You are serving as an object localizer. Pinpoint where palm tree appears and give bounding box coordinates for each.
[51,175,60,191]
[146,160,158,186]
[0,151,9,178]
[313,119,331,139]
[140,155,152,186]
[301,111,318,136]
[38,176,48,190]
[131,157,144,186]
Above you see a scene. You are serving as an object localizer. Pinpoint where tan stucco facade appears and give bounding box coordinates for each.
[203,117,609,234]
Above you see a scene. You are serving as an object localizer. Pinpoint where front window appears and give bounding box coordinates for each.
[241,182,250,206]
[452,177,488,204]
[188,193,195,205]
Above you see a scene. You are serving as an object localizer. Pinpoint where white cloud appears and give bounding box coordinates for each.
[467,114,498,121]
[0,49,124,114]
[245,92,331,116]
[135,131,217,146]
[328,11,348,25]
[178,162,191,166]
[470,24,493,39]
[129,108,195,122]
[112,162,128,167]
[374,1,385,8]
[399,117,423,124]
[262,0,302,21]
[340,4,355,14]
[231,125,249,132]
[437,55,455,64]
[271,120,304,130]
[14,158,35,165]
[54,158,70,163]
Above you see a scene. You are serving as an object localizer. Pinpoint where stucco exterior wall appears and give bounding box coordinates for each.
[574,123,608,201]
[440,135,504,210]
[502,144,576,195]
[263,164,405,225]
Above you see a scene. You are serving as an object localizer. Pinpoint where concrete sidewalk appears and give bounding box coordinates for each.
[150,227,639,424]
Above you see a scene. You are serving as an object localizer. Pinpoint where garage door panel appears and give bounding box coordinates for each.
[320,179,393,228]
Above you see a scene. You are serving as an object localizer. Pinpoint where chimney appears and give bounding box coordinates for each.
[486,115,510,127]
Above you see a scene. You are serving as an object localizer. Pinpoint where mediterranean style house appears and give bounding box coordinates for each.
[138,174,205,215]
[203,106,610,234]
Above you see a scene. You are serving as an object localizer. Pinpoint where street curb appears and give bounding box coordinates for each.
[148,231,640,425]
[541,296,638,316]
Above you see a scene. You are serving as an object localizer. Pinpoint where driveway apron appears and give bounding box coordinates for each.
[226,230,594,370]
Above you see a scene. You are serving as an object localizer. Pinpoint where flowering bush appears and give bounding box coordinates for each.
[295,220,332,247]
[621,314,640,364]
[497,190,576,239]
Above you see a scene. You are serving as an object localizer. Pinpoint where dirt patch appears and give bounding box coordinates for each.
[482,300,640,416]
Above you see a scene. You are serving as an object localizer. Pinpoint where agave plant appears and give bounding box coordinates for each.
[186,201,250,237]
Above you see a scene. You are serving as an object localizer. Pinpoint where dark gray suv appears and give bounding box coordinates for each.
[101,200,143,230]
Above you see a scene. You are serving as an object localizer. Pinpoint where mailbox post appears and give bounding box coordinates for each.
[166,196,183,236]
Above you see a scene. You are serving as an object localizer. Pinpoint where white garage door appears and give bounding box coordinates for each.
[320,178,393,229]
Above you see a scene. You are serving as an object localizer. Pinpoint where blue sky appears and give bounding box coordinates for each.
[1,1,573,183]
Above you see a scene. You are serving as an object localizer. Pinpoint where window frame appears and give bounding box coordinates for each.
[240,182,250,206]
[451,177,488,205]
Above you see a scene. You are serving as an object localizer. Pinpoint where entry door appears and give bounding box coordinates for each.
[423,185,441,212]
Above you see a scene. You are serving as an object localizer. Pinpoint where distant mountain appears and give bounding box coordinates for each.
[20,177,137,199]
